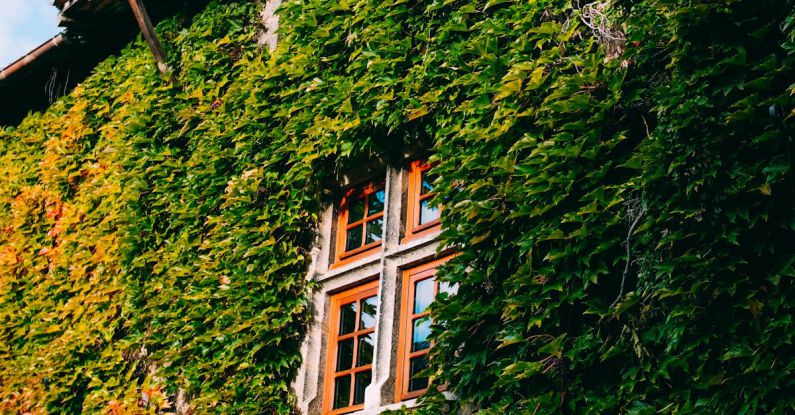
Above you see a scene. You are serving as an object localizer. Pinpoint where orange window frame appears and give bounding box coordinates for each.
[323,280,380,414]
[403,160,441,243]
[395,255,454,402]
[333,182,385,268]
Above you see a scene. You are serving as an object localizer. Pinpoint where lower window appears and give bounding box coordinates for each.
[323,280,379,414]
[396,256,454,401]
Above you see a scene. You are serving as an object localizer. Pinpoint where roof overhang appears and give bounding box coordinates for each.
[0,0,205,126]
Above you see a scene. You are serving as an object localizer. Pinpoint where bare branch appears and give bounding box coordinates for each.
[610,199,645,309]
[580,1,626,61]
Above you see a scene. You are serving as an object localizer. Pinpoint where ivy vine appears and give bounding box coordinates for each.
[1,0,793,414]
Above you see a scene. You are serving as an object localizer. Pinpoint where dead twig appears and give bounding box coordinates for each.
[580,1,626,61]
[610,199,645,309]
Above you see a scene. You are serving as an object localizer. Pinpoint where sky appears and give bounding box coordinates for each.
[0,0,61,68]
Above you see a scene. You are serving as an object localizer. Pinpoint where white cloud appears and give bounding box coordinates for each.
[0,0,60,68]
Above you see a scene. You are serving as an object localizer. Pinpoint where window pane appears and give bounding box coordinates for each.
[339,302,357,335]
[359,296,377,330]
[439,281,457,295]
[421,171,435,195]
[336,338,354,371]
[413,277,434,314]
[348,197,365,223]
[333,375,351,409]
[411,316,432,352]
[367,189,385,214]
[419,199,440,224]
[345,225,363,252]
[408,355,429,392]
[353,370,372,405]
[356,333,375,367]
[365,217,383,244]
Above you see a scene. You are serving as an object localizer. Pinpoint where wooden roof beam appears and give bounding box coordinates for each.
[127,0,176,83]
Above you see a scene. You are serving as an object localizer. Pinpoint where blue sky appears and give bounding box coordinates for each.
[0,0,61,68]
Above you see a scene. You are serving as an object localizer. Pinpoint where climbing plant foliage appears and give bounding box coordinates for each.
[0,0,793,414]
[0,3,316,414]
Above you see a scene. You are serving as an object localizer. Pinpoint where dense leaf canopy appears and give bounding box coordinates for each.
[1,0,793,414]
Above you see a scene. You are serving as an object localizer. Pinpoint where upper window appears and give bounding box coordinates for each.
[333,182,385,267]
[323,281,379,414]
[395,256,455,401]
[404,160,441,242]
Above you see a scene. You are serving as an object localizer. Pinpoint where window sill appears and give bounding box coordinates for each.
[319,252,382,282]
[342,399,419,415]
[318,229,441,283]
[388,229,440,259]
[331,244,382,270]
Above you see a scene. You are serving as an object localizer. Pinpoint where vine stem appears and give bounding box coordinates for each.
[610,206,645,309]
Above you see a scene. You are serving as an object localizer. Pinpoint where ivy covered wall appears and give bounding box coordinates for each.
[0,0,793,414]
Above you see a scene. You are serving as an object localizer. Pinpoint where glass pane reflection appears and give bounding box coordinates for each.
[421,171,435,195]
[336,338,354,371]
[353,370,371,405]
[368,189,384,214]
[413,278,434,314]
[339,302,357,335]
[359,296,377,329]
[408,355,429,392]
[357,333,374,367]
[345,225,362,251]
[439,281,457,295]
[333,375,351,409]
[365,218,383,244]
[348,198,365,222]
[419,199,440,225]
[411,316,432,352]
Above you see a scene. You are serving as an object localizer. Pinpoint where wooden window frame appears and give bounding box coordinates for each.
[403,160,441,243]
[323,280,380,415]
[332,182,385,268]
[395,255,454,402]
